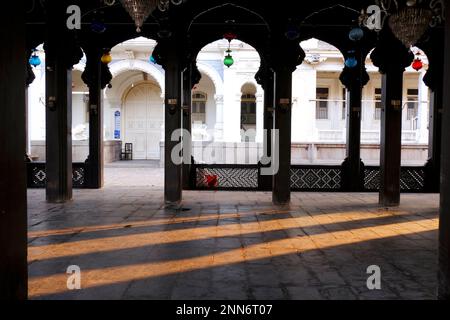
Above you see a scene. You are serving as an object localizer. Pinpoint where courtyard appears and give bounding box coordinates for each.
[3,0,450,303]
[27,164,439,300]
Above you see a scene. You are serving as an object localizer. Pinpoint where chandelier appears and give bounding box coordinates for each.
[375,0,445,48]
[388,6,433,47]
[119,0,184,32]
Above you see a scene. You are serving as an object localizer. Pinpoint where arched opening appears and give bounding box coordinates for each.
[292,38,346,165]
[101,36,165,188]
[192,38,263,164]
[364,47,430,166]
[27,44,88,162]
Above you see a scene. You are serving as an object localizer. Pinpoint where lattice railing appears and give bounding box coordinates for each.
[400,167,426,191]
[364,166,426,192]
[192,163,427,193]
[27,162,87,189]
[291,165,342,191]
[364,167,380,191]
[194,164,259,190]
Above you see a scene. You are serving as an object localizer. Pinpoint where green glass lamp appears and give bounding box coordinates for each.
[224,50,234,68]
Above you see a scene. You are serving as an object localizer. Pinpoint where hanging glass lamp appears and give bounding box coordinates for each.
[29,50,41,68]
[224,50,234,68]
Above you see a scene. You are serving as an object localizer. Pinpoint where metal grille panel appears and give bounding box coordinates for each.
[27,162,87,188]
[364,167,380,191]
[291,166,342,190]
[400,167,425,191]
[196,166,259,190]
[364,166,425,192]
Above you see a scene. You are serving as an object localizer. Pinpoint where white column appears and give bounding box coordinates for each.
[214,94,224,141]
[223,66,240,142]
[292,66,317,142]
[417,72,429,144]
[256,92,264,143]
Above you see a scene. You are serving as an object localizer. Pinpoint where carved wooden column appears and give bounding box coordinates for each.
[182,62,200,190]
[256,61,274,191]
[438,3,450,300]
[371,31,413,207]
[270,41,304,205]
[0,2,27,300]
[340,50,370,191]
[26,62,36,155]
[423,30,444,193]
[82,47,112,189]
[154,40,185,205]
[45,1,82,203]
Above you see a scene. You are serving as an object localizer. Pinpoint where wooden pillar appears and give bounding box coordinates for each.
[0,2,27,299]
[82,49,111,189]
[423,32,444,193]
[340,53,369,192]
[270,40,304,205]
[44,2,82,202]
[45,30,73,202]
[256,63,274,191]
[25,63,36,155]
[272,68,293,205]
[425,80,443,193]
[182,63,193,190]
[163,46,183,205]
[438,4,450,300]
[371,32,413,207]
[378,70,404,206]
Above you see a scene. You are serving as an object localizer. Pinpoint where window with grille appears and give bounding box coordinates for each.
[241,93,257,127]
[406,89,419,121]
[316,88,329,120]
[374,88,382,120]
[192,92,207,124]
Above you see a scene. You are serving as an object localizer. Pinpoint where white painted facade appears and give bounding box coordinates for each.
[27,37,430,165]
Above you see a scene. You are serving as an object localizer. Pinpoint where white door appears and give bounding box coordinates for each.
[124,83,163,160]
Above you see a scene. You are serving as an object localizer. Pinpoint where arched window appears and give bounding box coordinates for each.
[241,93,257,129]
[192,92,207,124]
[240,82,257,131]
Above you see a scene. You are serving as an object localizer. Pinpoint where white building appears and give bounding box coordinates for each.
[28,37,430,165]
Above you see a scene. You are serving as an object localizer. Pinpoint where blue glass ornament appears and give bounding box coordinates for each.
[345,57,358,68]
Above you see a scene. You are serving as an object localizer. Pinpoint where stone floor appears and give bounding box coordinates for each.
[27,166,440,300]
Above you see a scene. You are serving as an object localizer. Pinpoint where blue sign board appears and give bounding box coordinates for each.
[114,111,121,139]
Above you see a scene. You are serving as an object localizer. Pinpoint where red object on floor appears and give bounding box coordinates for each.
[205,175,218,188]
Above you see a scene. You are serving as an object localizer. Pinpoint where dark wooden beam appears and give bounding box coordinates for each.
[422,31,444,194]
[161,42,184,205]
[379,71,404,206]
[272,69,293,205]
[340,51,369,192]
[0,2,27,299]
[256,63,274,191]
[182,63,194,190]
[270,39,304,205]
[438,3,450,301]
[44,2,82,203]
[371,30,413,207]
[82,48,111,189]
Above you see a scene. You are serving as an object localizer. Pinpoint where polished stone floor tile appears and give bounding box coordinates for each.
[27,168,439,300]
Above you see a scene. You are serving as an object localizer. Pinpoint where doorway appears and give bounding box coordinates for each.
[123,82,163,160]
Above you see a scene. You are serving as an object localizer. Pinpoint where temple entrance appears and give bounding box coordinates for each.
[123,82,164,160]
